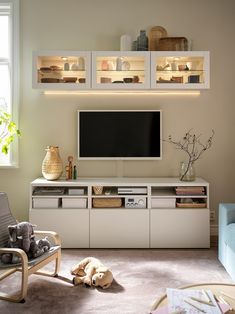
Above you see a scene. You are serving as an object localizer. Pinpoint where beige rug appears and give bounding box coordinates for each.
[0,249,232,314]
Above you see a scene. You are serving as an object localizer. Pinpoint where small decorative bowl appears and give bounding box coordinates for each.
[93,186,103,195]
[78,78,86,83]
[63,77,77,83]
[123,77,133,83]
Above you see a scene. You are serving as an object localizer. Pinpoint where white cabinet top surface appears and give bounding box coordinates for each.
[32,177,209,186]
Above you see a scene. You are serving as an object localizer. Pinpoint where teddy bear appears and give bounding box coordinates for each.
[1,222,51,264]
[71,257,113,289]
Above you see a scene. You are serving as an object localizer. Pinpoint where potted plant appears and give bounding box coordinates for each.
[0,109,20,155]
[165,129,215,181]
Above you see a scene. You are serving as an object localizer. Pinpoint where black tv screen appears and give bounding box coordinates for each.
[78,110,162,159]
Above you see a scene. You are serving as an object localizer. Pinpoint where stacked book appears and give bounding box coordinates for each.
[175,186,205,196]
[33,187,65,195]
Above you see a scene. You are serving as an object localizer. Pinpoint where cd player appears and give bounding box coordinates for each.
[125,197,146,209]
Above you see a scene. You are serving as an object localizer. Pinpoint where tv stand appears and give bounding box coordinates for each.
[29,177,210,248]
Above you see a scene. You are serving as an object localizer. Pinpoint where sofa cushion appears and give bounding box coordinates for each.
[224,223,235,251]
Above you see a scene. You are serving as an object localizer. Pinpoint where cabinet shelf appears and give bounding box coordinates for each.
[157,70,204,73]
[92,194,147,198]
[151,195,207,198]
[97,70,145,72]
[32,195,88,199]
[38,70,86,73]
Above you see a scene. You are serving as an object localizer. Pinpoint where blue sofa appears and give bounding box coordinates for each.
[218,203,235,281]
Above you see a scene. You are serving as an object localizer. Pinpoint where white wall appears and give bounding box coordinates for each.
[0,0,234,223]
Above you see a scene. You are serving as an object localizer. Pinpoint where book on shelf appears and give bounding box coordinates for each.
[175,186,205,195]
[33,187,65,195]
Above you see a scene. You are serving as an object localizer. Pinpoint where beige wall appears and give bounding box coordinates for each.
[0,0,234,224]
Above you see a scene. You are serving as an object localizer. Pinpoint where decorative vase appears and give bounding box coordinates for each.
[179,161,195,181]
[78,57,85,70]
[137,30,148,51]
[64,62,70,71]
[116,57,123,71]
[120,34,132,51]
[131,40,137,51]
[42,146,63,181]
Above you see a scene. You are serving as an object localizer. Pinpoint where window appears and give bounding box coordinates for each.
[0,0,19,166]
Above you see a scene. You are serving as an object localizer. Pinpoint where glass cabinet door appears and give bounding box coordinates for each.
[33,51,91,89]
[92,51,150,89]
[151,51,210,89]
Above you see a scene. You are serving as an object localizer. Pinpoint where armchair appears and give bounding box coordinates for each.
[0,192,61,302]
[218,203,235,281]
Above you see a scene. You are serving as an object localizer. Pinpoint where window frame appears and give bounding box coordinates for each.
[0,0,20,168]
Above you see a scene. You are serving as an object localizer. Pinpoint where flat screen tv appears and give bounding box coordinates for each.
[77,110,162,160]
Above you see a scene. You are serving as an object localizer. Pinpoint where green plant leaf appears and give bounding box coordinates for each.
[0,110,21,155]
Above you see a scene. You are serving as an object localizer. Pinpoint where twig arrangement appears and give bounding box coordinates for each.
[165,129,215,180]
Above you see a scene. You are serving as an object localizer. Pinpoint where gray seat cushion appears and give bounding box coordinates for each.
[0,245,60,269]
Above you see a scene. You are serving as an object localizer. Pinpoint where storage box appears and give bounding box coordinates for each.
[68,188,85,195]
[62,198,87,209]
[151,198,176,208]
[33,197,59,209]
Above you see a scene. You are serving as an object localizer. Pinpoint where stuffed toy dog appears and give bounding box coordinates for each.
[71,257,113,289]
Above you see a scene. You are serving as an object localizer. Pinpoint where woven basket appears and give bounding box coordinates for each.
[93,186,104,195]
[176,202,206,208]
[93,198,122,208]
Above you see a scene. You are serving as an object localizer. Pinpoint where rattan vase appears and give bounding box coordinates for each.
[42,146,63,180]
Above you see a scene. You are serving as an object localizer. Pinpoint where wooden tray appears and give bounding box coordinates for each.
[158,37,188,51]
[148,26,167,51]
[176,202,206,208]
[93,198,122,208]
[41,78,60,83]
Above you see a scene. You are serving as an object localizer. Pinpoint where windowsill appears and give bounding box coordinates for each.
[0,163,19,169]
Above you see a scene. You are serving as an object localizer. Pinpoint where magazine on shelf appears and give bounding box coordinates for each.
[167,288,226,314]
[150,289,230,314]
[33,187,65,195]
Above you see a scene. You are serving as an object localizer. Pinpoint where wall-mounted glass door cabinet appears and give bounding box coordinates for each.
[151,51,210,89]
[32,51,91,90]
[91,51,150,89]
[32,51,209,90]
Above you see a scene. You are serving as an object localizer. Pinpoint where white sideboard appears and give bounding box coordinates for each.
[29,177,210,248]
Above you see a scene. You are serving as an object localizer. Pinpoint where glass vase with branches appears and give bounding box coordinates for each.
[165,129,215,181]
